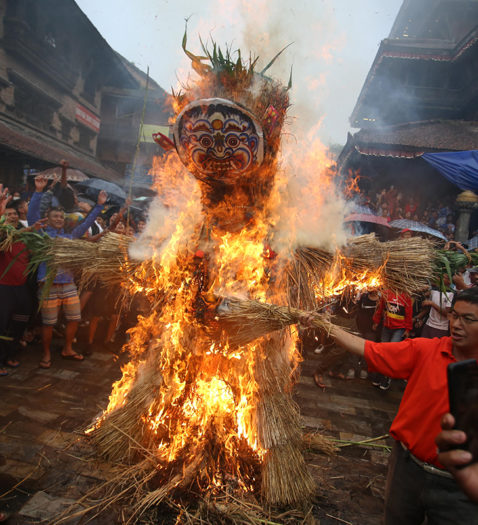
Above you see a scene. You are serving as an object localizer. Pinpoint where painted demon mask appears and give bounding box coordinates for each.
[172,98,264,185]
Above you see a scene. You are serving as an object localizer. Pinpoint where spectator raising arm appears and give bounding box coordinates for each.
[0,184,12,216]
[70,190,107,239]
[27,175,48,226]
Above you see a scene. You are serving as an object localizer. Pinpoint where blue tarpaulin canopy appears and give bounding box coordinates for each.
[422,150,478,191]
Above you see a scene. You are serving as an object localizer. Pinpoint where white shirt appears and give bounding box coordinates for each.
[426,290,454,331]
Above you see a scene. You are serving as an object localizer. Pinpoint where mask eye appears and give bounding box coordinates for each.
[199,135,213,148]
[226,135,239,148]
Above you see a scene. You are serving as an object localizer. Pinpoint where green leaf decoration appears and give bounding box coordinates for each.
[260,42,294,76]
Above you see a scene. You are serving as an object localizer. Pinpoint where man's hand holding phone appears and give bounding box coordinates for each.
[440,359,478,502]
[436,413,478,503]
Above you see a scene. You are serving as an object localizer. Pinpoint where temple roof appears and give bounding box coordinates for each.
[350,0,478,129]
[337,120,478,172]
[356,120,478,150]
[389,0,478,42]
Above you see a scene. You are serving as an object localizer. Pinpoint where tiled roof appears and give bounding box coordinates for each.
[355,120,478,151]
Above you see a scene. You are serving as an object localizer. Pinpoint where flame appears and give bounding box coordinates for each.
[315,253,384,301]
[343,171,361,199]
[89,146,286,491]
[89,41,360,501]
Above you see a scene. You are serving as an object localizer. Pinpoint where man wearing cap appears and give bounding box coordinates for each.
[469,267,478,287]
[303,287,478,524]
[399,228,412,239]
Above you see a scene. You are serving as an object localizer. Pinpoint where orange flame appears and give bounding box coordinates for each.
[315,253,384,302]
[90,44,360,498]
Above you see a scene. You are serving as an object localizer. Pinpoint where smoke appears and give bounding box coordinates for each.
[129,0,409,258]
[270,135,349,254]
[236,0,350,251]
[129,155,202,261]
[130,0,351,258]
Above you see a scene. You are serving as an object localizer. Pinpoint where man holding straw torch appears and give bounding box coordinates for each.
[27,173,107,369]
[302,288,478,524]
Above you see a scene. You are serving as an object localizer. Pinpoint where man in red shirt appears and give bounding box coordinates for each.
[305,288,478,524]
[372,289,413,390]
[0,192,45,375]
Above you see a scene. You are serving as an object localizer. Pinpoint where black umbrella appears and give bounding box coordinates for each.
[129,184,156,198]
[76,178,127,205]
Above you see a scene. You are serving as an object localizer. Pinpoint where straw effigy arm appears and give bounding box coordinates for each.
[295,234,440,297]
[215,295,333,346]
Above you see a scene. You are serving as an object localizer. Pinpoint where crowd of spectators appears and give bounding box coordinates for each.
[356,185,457,240]
[0,162,148,375]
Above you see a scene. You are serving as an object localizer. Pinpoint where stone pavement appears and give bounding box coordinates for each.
[0,336,124,524]
[0,337,402,524]
[299,349,402,524]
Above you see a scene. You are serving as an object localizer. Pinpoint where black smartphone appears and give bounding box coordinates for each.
[447,359,478,464]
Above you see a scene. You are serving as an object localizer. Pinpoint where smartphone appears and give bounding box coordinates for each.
[447,359,478,464]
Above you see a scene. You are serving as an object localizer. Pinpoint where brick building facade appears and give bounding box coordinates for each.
[0,0,170,189]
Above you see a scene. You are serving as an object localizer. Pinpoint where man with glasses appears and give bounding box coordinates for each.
[28,175,107,369]
[302,287,478,524]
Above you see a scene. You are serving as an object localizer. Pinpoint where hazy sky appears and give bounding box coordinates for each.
[76,0,403,146]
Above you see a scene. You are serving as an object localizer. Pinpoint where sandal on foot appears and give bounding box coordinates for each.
[61,353,84,361]
[0,368,8,377]
[313,371,326,390]
[6,360,19,368]
[39,360,51,369]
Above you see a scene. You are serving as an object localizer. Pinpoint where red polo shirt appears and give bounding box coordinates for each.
[0,241,29,286]
[364,336,456,467]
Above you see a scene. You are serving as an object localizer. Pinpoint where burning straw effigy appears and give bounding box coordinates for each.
[0,221,455,523]
[0,35,466,525]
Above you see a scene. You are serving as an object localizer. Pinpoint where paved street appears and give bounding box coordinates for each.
[0,336,401,524]
[0,334,124,524]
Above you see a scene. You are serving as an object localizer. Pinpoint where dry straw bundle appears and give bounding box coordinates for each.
[345,234,437,293]
[43,232,437,304]
[217,296,332,346]
[292,234,436,307]
[47,232,135,288]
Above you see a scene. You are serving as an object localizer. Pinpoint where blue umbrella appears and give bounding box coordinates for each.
[75,178,126,205]
[389,219,447,241]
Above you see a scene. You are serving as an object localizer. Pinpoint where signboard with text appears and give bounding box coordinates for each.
[75,104,101,133]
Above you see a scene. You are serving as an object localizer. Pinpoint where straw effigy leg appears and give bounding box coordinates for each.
[90,352,164,462]
[256,333,316,505]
